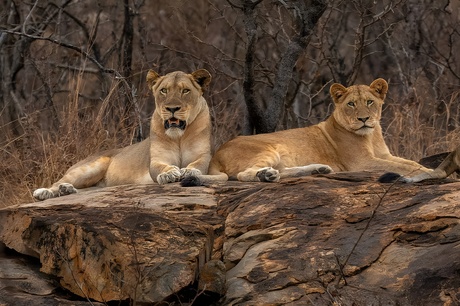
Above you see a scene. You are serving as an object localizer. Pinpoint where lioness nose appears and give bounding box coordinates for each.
[166,107,181,114]
[358,117,369,123]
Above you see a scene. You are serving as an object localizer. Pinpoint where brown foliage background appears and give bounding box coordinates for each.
[1,0,459,205]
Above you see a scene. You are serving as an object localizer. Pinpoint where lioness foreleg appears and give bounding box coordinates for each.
[33,155,112,201]
[279,164,333,179]
[180,168,202,179]
[179,155,211,180]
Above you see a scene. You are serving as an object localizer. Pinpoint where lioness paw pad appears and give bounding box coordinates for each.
[58,183,77,196]
[33,188,54,201]
[180,168,202,179]
[312,165,333,175]
[157,167,181,184]
[256,167,280,182]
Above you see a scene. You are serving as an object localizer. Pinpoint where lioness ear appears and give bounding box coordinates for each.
[146,70,161,88]
[330,83,347,103]
[191,69,212,91]
[369,78,388,99]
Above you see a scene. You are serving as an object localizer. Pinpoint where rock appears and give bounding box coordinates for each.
[0,242,104,305]
[1,172,460,305]
[217,172,460,305]
[0,254,55,297]
[198,259,226,295]
[0,184,221,303]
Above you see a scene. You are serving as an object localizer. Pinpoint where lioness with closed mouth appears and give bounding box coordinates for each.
[182,78,434,186]
[33,69,212,201]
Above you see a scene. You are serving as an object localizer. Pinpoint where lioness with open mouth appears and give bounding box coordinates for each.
[33,69,212,201]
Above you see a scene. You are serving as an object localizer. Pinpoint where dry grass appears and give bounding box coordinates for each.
[0,74,135,207]
[384,89,460,161]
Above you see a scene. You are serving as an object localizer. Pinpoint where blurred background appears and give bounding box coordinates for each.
[1,0,459,205]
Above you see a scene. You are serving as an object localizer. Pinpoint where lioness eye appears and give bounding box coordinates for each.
[347,101,355,107]
[367,100,373,106]
[160,88,168,94]
[182,88,190,94]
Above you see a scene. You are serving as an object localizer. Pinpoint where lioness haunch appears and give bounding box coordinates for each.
[33,69,212,201]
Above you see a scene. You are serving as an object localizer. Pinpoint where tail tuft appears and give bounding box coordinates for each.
[378,172,402,183]
[180,175,203,187]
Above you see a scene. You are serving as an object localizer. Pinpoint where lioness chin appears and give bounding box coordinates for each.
[33,69,212,201]
[182,78,433,186]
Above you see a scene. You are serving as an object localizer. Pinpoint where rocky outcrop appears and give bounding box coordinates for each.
[1,172,460,305]
[0,184,222,304]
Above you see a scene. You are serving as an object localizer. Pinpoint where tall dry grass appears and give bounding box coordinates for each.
[0,72,137,207]
[384,89,460,161]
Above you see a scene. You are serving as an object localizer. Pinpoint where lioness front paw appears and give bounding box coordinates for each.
[58,183,77,196]
[311,165,333,175]
[157,166,181,184]
[180,168,202,179]
[33,188,55,201]
[256,167,280,182]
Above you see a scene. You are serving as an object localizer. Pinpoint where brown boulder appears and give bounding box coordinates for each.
[0,184,220,303]
[218,172,460,305]
[0,172,459,305]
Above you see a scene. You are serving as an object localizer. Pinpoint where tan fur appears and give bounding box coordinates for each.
[189,78,432,184]
[33,69,212,200]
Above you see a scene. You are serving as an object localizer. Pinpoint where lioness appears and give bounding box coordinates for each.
[33,69,212,201]
[182,78,433,186]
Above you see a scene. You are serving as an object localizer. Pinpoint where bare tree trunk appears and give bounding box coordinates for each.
[122,0,134,81]
[241,0,264,134]
[0,1,71,136]
[120,0,144,141]
[238,0,327,134]
[265,0,327,133]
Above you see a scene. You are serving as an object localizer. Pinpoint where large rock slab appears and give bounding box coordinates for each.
[0,184,221,303]
[1,172,460,305]
[217,172,460,305]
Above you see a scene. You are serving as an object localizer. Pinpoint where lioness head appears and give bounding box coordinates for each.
[146,69,211,138]
[330,78,388,136]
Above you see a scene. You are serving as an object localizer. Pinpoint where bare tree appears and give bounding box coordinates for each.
[231,0,327,134]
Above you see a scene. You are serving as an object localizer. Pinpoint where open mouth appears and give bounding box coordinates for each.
[164,117,186,130]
